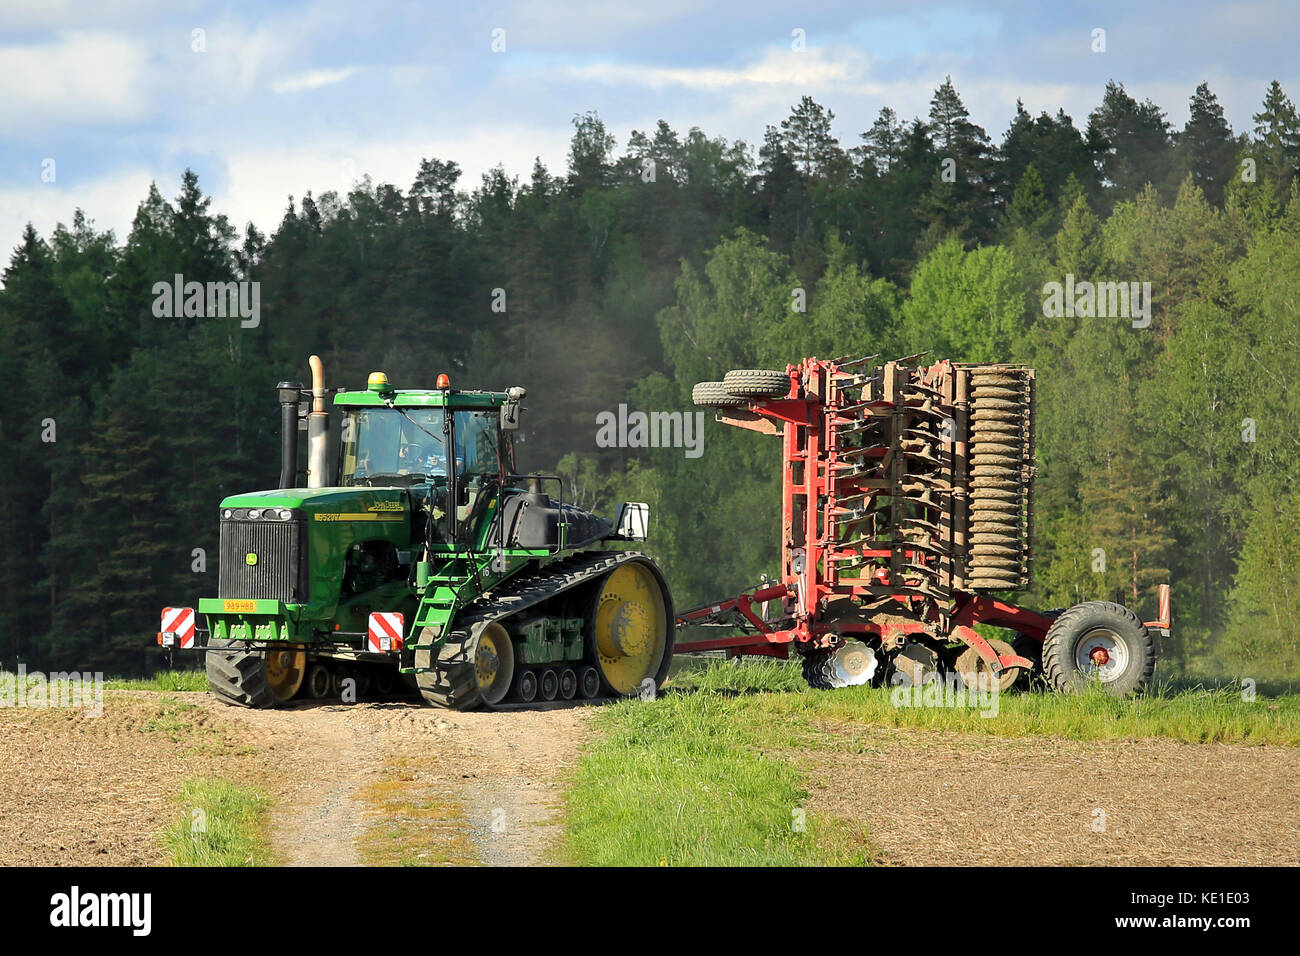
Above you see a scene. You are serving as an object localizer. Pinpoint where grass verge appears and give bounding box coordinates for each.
[161,777,272,866]
[105,671,208,692]
[671,659,1300,746]
[565,689,875,866]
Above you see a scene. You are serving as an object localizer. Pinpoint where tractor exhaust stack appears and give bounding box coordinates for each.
[275,380,303,489]
[307,354,328,489]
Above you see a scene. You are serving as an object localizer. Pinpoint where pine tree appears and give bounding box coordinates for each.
[1087,80,1174,207]
[922,76,996,244]
[1172,83,1240,206]
[1251,80,1300,196]
[779,96,845,178]
[1009,163,1052,235]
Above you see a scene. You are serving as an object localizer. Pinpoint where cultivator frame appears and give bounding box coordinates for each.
[677,356,1171,689]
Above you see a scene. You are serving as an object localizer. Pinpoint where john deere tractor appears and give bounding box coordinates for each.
[165,356,674,710]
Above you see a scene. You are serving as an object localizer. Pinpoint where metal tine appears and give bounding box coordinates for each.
[836,422,884,439]
[902,449,944,466]
[832,491,876,505]
[836,400,882,416]
[893,350,931,365]
[835,354,879,370]
[833,510,875,525]
[899,474,950,489]
[839,443,889,458]
[899,517,945,535]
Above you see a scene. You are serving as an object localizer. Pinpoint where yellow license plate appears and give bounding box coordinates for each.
[223,600,258,613]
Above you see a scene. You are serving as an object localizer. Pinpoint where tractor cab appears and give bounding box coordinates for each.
[334,373,521,547]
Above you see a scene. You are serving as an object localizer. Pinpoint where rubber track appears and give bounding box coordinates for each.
[415,550,660,710]
[206,638,277,708]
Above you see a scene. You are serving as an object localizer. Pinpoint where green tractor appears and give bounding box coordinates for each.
[162,356,675,709]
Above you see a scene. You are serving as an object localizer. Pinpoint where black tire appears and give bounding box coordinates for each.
[1041,601,1155,696]
[692,381,746,407]
[577,666,601,699]
[721,368,789,398]
[558,667,578,700]
[330,664,353,698]
[539,669,559,701]
[306,662,331,699]
[206,639,277,708]
[372,666,397,698]
[514,669,538,703]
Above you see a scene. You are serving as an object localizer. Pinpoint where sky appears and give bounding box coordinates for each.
[1,0,1297,249]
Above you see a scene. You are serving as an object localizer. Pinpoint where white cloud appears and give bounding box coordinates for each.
[0,167,161,254]
[565,45,873,92]
[271,67,358,94]
[208,124,574,234]
[0,31,150,130]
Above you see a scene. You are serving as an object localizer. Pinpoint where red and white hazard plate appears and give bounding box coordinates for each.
[160,607,196,648]
[367,612,404,653]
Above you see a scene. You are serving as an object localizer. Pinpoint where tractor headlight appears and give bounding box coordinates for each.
[248,509,262,520]
[223,509,233,519]
[277,509,292,520]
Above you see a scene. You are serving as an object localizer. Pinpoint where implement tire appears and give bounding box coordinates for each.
[1041,601,1154,696]
[692,381,746,407]
[722,368,789,398]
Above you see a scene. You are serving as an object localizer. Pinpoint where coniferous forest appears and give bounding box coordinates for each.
[3,77,1299,677]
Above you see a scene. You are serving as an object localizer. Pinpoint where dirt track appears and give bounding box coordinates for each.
[2,690,1297,867]
[0,691,591,866]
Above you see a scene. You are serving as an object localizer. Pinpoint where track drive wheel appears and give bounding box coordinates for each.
[206,639,306,708]
[586,559,674,697]
[415,620,516,710]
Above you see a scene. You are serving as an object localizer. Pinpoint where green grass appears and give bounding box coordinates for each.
[160,778,273,866]
[563,659,1300,866]
[105,671,208,692]
[667,659,1300,746]
[564,689,875,866]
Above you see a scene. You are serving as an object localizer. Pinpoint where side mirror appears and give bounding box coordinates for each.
[613,502,650,541]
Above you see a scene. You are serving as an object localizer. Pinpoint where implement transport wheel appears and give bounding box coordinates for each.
[955,638,1020,693]
[692,381,747,407]
[721,368,789,398]
[586,559,674,697]
[1041,601,1155,696]
[206,639,307,708]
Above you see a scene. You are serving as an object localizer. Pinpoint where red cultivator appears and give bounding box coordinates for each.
[677,357,1171,695]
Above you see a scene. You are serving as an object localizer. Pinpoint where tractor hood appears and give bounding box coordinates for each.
[219,486,409,519]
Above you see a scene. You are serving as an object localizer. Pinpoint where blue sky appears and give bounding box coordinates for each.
[2,0,1296,247]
